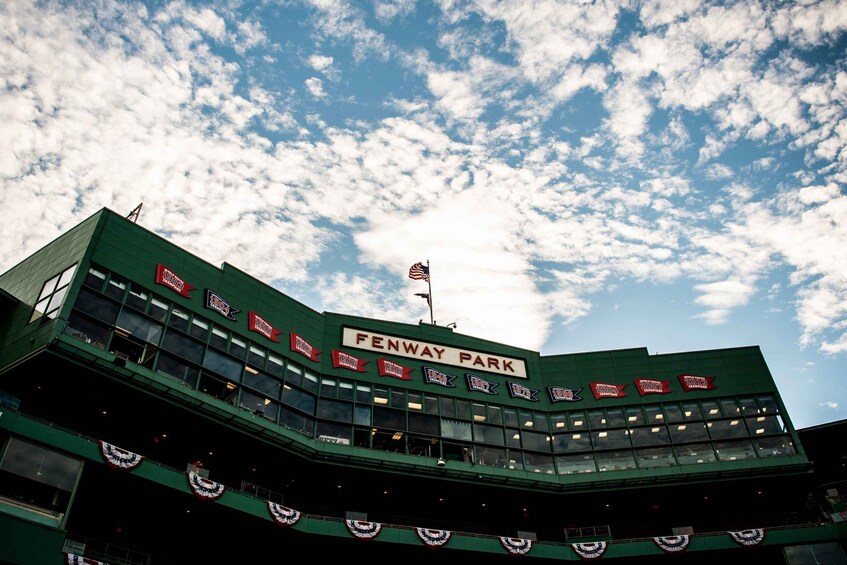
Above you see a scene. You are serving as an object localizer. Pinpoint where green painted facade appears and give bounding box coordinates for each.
[1,208,844,564]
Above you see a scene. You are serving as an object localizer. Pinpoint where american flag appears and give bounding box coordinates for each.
[408,262,430,281]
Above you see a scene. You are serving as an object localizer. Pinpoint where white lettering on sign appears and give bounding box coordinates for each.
[342,328,527,378]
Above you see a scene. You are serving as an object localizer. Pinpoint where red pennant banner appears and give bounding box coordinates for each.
[590,382,627,400]
[678,374,717,392]
[377,358,413,380]
[634,378,672,396]
[290,332,321,362]
[155,264,194,298]
[248,311,282,342]
[332,349,368,372]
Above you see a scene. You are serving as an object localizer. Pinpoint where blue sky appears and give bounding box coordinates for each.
[1,0,845,429]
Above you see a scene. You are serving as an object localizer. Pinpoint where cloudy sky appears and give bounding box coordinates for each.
[1,0,846,429]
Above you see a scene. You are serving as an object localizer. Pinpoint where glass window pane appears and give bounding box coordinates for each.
[625,407,645,426]
[552,432,592,453]
[126,284,149,311]
[440,397,455,418]
[203,349,243,382]
[522,430,553,451]
[757,395,779,414]
[456,400,471,420]
[160,330,204,364]
[317,399,353,423]
[635,446,676,469]
[280,408,314,437]
[316,422,352,444]
[746,414,786,436]
[645,405,665,423]
[714,439,756,461]
[247,346,266,369]
[116,310,163,344]
[476,446,506,467]
[408,412,439,435]
[210,327,229,350]
[303,371,319,393]
[374,387,390,406]
[524,452,555,474]
[149,297,169,321]
[669,422,709,443]
[44,286,69,318]
[38,275,60,300]
[753,435,796,457]
[503,409,519,428]
[339,381,354,401]
[356,385,372,404]
[243,369,281,399]
[229,336,247,359]
[169,308,190,332]
[702,400,722,419]
[472,403,486,422]
[605,409,625,427]
[105,277,127,300]
[321,379,337,397]
[630,425,671,446]
[506,429,522,448]
[556,453,596,475]
[156,353,199,389]
[424,395,438,414]
[592,429,631,450]
[1,437,82,491]
[596,450,635,472]
[57,265,77,288]
[682,402,703,421]
[720,398,741,417]
[373,407,405,430]
[74,288,119,324]
[189,316,210,340]
[440,419,472,441]
[84,267,107,290]
[588,410,606,428]
[569,412,587,429]
[675,443,716,465]
[285,364,303,387]
[739,397,758,415]
[281,385,316,415]
[551,414,568,430]
[533,412,550,431]
[520,410,535,429]
[473,423,505,445]
[267,354,285,377]
[354,405,371,426]
[407,392,423,411]
[707,418,749,440]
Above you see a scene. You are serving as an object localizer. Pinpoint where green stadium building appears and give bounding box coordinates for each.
[1,208,845,564]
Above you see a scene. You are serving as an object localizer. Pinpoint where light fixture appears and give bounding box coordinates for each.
[437,457,446,467]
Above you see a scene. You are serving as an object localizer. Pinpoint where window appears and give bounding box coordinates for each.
[125,284,149,311]
[596,450,635,472]
[267,354,285,378]
[592,429,631,450]
[243,369,281,399]
[473,423,505,445]
[31,264,77,323]
[556,453,596,474]
[168,308,190,332]
[156,353,200,389]
[116,310,162,344]
[281,385,316,415]
[675,443,716,465]
[356,385,372,404]
[317,399,353,423]
[390,389,406,409]
[210,327,229,350]
[0,438,83,523]
[625,407,645,426]
[339,381,354,401]
[476,446,506,467]
[714,439,756,461]
[753,435,795,457]
[521,430,553,452]
[202,349,243,382]
[373,406,405,431]
[552,432,592,453]
[629,425,671,447]
[280,408,313,437]
[440,418,472,441]
[669,422,709,443]
[104,275,128,300]
[707,418,749,440]
[247,345,266,370]
[745,414,786,436]
[635,446,676,469]
[408,412,439,435]
[83,267,106,290]
[524,452,555,474]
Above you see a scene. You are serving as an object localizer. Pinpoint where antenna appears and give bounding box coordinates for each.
[127,203,143,223]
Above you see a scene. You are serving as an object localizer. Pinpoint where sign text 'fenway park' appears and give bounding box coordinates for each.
[342,328,527,378]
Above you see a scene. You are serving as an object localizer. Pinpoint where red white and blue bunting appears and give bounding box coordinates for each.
[572,541,608,560]
[728,529,765,546]
[653,535,690,553]
[65,553,107,565]
[186,471,225,501]
[345,519,382,540]
[416,528,452,548]
[500,537,533,555]
[267,501,301,527]
[98,441,144,472]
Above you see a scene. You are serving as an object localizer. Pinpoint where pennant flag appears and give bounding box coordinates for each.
[678,374,717,391]
[633,378,672,396]
[204,289,240,321]
[416,528,452,548]
[409,262,430,281]
[466,373,498,395]
[422,366,457,388]
[155,264,194,298]
[414,292,430,304]
[377,358,414,380]
[99,440,144,471]
[248,311,282,342]
[290,332,321,362]
[590,382,627,400]
[507,380,539,401]
[547,386,582,402]
[332,349,369,372]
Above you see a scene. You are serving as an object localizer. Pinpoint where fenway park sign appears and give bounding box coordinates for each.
[342,328,527,378]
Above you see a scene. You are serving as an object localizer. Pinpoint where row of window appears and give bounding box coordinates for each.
[61,265,799,474]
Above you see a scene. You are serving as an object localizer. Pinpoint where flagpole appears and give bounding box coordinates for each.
[426,260,434,325]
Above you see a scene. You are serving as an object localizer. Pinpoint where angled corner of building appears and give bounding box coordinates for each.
[1,207,845,564]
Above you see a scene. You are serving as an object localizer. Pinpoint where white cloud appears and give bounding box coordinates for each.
[308,54,334,72]
[693,279,757,324]
[305,77,327,98]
